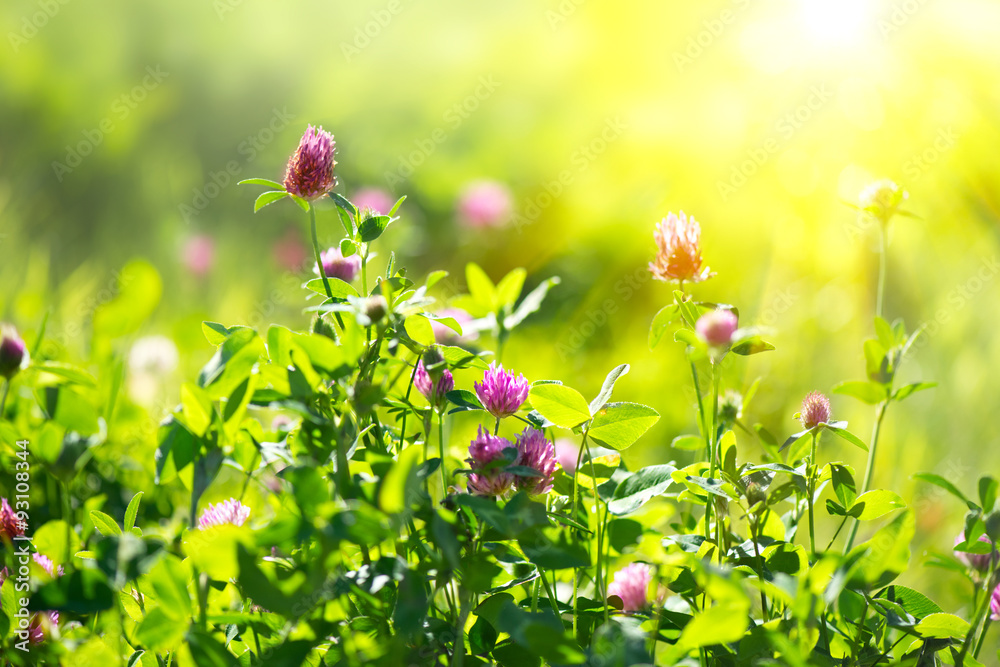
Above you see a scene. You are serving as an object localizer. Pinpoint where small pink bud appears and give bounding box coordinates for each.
[0,325,29,380]
[696,309,738,347]
[317,247,361,283]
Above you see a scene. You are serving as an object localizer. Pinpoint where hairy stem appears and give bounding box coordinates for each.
[309,206,333,300]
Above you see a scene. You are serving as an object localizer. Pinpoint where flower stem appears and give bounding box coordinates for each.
[309,206,333,300]
[706,362,721,560]
[876,222,887,320]
[959,570,999,662]
[844,401,888,552]
[808,430,818,556]
[585,437,608,622]
[438,412,448,496]
[0,378,8,418]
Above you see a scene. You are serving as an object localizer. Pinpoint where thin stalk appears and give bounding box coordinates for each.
[844,402,888,552]
[438,412,448,495]
[451,592,470,667]
[570,433,588,637]
[0,378,8,418]
[530,577,541,613]
[959,571,999,662]
[309,206,333,300]
[398,355,419,455]
[539,567,562,620]
[876,222,887,320]
[706,363,721,560]
[585,438,608,622]
[690,361,712,541]
[808,431,818,556]
[849,598,870,665]
[750,515,768,620]
[974,617,992,659]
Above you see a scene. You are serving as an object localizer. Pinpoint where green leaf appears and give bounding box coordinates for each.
[874,316,896,350]
[913,473,977,510]
[505,277,561,329]
[180,382,213,437]
[608,464,677,516]
[253,190,288,212]
[833,380,889,405]
[304,277,360,299]
[864,338,892,383]
[466,263,498,315]
[849,489,906,521]
[124,491,143,532]
[518,529,589,569]
[379,445,422,515]
[848,510,915,588]
[388,195,406,216]
[288,193,310,212]
[33,361,97,386]
[496,268,527,310]
[980,476,998,512]
[358,214,393,242]
[588,402,660,452]
[826,425,869,451]
[670,434,704,451]
[830,463,857,507]
[528,384,591,428]
[237,178,284,189]
[915,613,970,640]
[679,600,751,649]
[148,555,192,618]
[137,608,187,651]
[730,333,775,356]
[892,382,937,402]
[328,191,358,216]
[90,510,121,537]
[446,389,486,413]
[589,364,630,415]
[648,304,680,350]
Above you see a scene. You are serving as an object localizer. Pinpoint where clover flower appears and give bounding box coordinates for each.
[0,497,25,539]
[317,247,362,283]
[991,582,1000,621]
[514,428,557,495]
[283,125,337,200]
[607,563,653,612]
[414,360,454,410]
[859,180,907,223]
[474,362,530,420]
[954,533,999,574]
[0,554,62,643]
[649,212,712,283]
[198,499,251,530]
[466,426,515,497]
[457,180,512,228]
[696,309,738,347]
[431,308,476,344]
[182,234,215,279]
[800,392,832,430]
[0,325,29,380]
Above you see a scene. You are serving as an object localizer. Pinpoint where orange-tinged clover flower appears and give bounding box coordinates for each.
[283,125,336,201]
[649,212,712,284]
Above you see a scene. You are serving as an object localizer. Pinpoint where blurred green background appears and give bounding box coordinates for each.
[3,0,999,614]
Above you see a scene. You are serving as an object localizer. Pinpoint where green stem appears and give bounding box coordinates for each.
[751,515,768,620]
[808,431,818,556]
[438,412,448,495]
[849,598,870,665]
[975,617,993,659]
[530,577,540,614]
[876,222,887,320]
[959,571,999,662]
[844,402,888,552]
[585,438,608,622]
[398,354,419,456]
[0,378,8,418]
[690,361,712,541]
[706,362,721,561]
[309,206,333,300]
